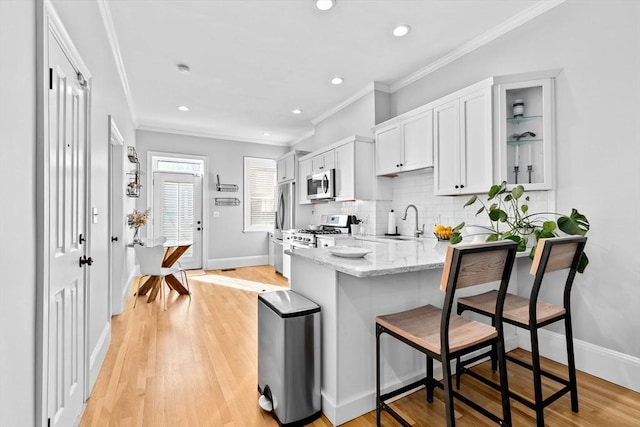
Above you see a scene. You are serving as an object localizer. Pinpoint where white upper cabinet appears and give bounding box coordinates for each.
[276,152,296,183]
[334,138,375,201]
[311,149,335,174]
[298,136,375,203]
[496,77,555,190]
[374,108,433,176]
[298,157,313,205]
[434,84,493,195]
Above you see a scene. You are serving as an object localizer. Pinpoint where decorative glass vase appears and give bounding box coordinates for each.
[132,226,141,244]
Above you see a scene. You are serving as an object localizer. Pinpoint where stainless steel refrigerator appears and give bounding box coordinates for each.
[274,181,295,240]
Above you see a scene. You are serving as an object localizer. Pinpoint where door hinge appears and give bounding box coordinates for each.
[77,72,87,88]
[49,68,53,90]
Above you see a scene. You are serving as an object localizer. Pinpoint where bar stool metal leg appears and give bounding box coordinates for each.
[565,314,579,412]
[530,327,545,427]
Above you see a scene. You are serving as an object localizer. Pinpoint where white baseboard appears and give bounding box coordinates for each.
[87,321,111,392]
[517,329,640,392]
[113,267,138,315]
[206,255,268,270]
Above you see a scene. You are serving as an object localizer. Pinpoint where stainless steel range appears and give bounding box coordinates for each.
[290,214,354,248]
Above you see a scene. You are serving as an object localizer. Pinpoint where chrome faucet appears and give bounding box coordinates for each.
[402,204,425,238]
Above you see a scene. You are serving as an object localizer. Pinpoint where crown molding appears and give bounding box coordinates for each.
[137,122,293,147]
[390,0,566,92]
[97,0,138,127]
[290,129,315,146]
[311,81,391,126]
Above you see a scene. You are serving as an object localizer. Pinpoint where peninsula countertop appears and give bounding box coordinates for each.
[286,236,450,278]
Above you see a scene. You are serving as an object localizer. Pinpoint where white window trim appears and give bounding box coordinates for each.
[243,156,276,233]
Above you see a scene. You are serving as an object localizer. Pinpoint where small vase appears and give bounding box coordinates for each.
[132,227,141,244]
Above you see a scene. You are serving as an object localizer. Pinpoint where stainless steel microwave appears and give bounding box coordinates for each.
[307,169,335,201]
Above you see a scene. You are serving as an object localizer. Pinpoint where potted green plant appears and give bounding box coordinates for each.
[450,181,590,272]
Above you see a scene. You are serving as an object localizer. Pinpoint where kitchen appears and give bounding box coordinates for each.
[2,1,639,427]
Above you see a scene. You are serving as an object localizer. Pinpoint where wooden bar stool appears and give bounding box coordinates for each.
[456,236,588,427]
[375,240,518,427]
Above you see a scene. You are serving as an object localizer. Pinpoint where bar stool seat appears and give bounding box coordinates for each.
[375,240,518,427]
[377,304,499,355]
[459,290,566,326]
[456,235,588,427]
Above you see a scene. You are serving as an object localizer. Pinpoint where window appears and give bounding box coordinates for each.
[244,157,276,232]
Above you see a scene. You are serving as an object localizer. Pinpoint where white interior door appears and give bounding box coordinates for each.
[152,172,203,269]
[47,31,87,427]
[108,117,125,314]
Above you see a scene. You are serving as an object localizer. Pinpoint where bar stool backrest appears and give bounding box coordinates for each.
[134,245,165,277]
[530,236,587,275]
[440,241,518,292]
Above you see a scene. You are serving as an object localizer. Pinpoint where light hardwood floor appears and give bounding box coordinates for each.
[80,266,640,426]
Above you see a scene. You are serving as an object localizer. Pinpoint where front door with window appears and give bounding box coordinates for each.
[152,172,203,269]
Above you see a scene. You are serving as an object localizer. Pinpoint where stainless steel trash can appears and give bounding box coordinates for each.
[258,290,321,426]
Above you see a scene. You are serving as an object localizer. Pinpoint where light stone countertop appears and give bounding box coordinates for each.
[286,236,450,278]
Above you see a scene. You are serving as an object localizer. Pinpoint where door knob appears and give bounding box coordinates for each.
[79,256,93,267]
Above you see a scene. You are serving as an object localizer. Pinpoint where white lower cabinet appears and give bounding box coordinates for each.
[434,85,493,195]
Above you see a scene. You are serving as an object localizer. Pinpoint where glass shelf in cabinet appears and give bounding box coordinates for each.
[506,115,542,124]
[507,138,543,145]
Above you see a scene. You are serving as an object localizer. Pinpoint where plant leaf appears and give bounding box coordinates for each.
[489,208,507,222]
[464,195,477,207]
[511,185,524,200]
[542,221,557,233]
[521,204,528,214]
[476,206,484,216]
[450,233,463,244]
[558,209,590,236]
[486,233,499,242]
[504,194,512,202]
[487,184,502,200]
[453,222,465,232]
[577,252,589,273]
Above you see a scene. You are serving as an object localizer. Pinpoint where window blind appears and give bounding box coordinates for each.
[244,157,276,231]
[162,181,194,256]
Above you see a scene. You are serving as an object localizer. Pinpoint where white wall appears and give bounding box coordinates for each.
[136,130,288,268]
[0,1,37,425]
[389,0,640,360]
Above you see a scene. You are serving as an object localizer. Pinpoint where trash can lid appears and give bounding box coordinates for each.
[258,290,320,318]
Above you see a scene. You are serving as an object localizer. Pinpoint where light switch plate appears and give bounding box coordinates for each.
[92,207,98,224]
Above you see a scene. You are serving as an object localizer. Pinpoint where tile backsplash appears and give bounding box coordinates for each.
[311,168,553,239]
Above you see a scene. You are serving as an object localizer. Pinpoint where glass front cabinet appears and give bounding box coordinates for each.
[495,77,555,190]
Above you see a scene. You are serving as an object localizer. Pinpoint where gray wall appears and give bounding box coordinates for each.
[389,0,640,358]
[136,130,288,264]
[0,1,37,424]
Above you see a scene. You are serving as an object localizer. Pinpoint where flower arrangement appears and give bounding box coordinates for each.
[128,208,151,228]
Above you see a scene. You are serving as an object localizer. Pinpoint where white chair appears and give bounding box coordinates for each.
[134,244,183,310]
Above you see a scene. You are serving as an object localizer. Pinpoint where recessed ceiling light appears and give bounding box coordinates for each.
[177,105,189,112]
[393,24,411,37]
[263,132,271,137]
[313,0,335,11]
[292,109,303,115]
[177,64,191,74]
[331,77,344,85]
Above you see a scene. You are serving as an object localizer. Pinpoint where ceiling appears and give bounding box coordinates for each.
[88,1,558,145]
